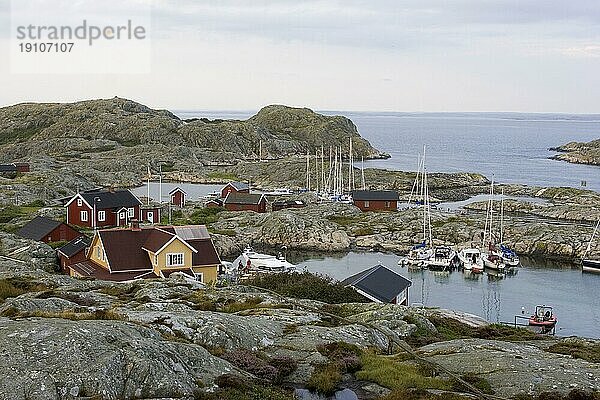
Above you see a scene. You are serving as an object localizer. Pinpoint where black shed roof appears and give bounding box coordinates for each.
[224,192,265,205]
[17,216,63,241]
[79,189,141,209]
[351,190,399,201]
[57,236,90,258]
[342,264,411,303]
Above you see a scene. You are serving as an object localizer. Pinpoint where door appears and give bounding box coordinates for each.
[147,211,154,222]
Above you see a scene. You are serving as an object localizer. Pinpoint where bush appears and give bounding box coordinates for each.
[220,349,277,382]
[222,297,263,313]
[0,278,48,301]
[306,362,343,396]
[244,271,369,304]
[268,356,298,382]
[189,207,225,225]
[316,342,363,373]
[546,342,600,363]
[214,374,248,390]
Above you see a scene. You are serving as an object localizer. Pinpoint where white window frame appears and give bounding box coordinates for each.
[119,212,126,220]
[364,200,370,208]
[147,211,154,222]
[194,272,204,283]
[98,210,106,222]
[96,247,101,259]
[128,207,135,218]
[166,253,184,267]
[385,201,390,208]
[77,199,82,207]
[80,210,88,221]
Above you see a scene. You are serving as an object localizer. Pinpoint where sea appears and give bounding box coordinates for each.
[176,110,600,192]
[172,110,600,338]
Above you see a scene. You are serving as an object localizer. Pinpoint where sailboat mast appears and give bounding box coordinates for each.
[147,163,151,206]
[500,188,504,244]
[306,150,310,191]
[425,166,432,247]
[321,146,325,192]
[361,156,366,190]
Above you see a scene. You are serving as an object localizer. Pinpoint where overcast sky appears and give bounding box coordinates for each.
[1,0,600,112]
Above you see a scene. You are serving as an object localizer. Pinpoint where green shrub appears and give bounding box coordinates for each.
[222,296,264,313]
[0,278,48,301]
[546,342,600,363]
[189,207,225,225]
[306,362,342,396]
[244,271,369,304]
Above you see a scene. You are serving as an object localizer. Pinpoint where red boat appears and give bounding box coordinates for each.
[528,305,557,329]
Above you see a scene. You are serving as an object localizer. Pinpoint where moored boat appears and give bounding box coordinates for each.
[231,246,296,276]
[528,305,557,332]
[458,248,484,273]
[427,246,459,271]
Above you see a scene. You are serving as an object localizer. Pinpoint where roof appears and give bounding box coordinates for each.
[0,164,17,172]
[342,264,412,303]
[187,239,221,266]
[57,236,90,258]
[17,216,63,241]
[70,260,155,282]
[224,181,249,191]
[168,187,187,195]
[351,190,399,201]
[142,229,175,253]
[98,228,156,272]
[224,192,265,205]
[78,189,141,209]
[162,225,211,240]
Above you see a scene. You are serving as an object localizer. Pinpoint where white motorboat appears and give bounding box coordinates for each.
[231,246,297,275]
[482,249,506,272]
[265,188,294,196]
[458,248,484,273]
[400,245,434,267]
[427,246,459,271]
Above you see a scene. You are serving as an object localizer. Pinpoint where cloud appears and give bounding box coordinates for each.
[559,45,600,58]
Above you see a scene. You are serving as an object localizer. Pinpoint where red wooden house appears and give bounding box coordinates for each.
[17,216,81,243]
[65,189,143,228]
[351,190,399,212]
[169,187,187,208]
[221,181,250,198]
[57,236,90,272]
[223,193,267,213]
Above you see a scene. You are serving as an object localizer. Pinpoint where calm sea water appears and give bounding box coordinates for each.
[291,251,600,339]
[176,110,600,192]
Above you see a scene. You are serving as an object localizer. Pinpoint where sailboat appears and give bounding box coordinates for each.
[400,147,456,270]
[582,219,600,274]
[480,178,505,272]
[498,189,520,267]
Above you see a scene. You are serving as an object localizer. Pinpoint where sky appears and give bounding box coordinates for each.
[1,0,600,112]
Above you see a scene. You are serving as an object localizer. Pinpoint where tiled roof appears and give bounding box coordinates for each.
[351,190,399,201]
[98,228,156,272]
[224,192,265,205]
[188,239,221,266]
[142,229,175,253]
[57,236,90,258]
[17,216,63,241]
[79,189,141,209]
[342,264,411,303]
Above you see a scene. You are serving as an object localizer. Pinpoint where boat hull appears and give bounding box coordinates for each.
[582,259,600,273]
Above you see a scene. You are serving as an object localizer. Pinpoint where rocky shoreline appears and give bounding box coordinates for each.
[550,139,600,166]
[0,251,598,399]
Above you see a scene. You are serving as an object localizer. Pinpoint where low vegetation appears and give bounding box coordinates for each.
[243,271,369,304]
[220,349,297,384]
[1,308,125,321]
[0,278,48,302]
[546,341,600,363]
[307,342,363,395]
[405,316,540,346]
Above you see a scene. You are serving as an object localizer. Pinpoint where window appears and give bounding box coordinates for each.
[96,247,101,259]
[98,210,106,222]
[166,253,184,267]
[154,255,158,265]
[385,201,390,208]
[194,272,204,283]
[119,212,126,220]
[77,199,82,207]
[80,210,88,221]
[364,201,370,208]
[147,211,154,222]
[128,208,135,217]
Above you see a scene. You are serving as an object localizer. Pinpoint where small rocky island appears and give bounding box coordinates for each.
[550,139,600,166]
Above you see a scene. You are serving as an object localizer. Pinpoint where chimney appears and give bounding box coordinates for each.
[130,219,141,231]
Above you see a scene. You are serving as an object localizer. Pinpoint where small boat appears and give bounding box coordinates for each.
[427,246,459,271]
[499,245,520,267]
[582,219,599,274]
[528,305,557,331]
[400,242,434,267]
[231,246,296,276]
[265,188,294,196]
[482,246,506,272]
[458,248,484,273]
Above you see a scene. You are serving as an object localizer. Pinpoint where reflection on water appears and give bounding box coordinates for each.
[296,251,600,338]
